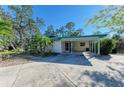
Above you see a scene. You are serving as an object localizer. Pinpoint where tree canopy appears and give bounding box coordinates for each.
[85,6,124,35]
[65,22,75,31]
[44,25,55,37]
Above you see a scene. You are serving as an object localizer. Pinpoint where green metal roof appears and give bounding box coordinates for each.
[62,34,107,38]
[52,34,107,41]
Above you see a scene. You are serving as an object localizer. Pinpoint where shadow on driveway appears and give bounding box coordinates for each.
[83,52,112,61]
[78,70,124,87]
[14,53,114,66]
[29,54,92,66]
[94,55,112,61]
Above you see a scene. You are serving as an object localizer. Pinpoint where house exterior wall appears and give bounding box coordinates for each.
[60,41,89,53]
[52,40,62,53]
[72,41,89,52]
[62,41,65,52]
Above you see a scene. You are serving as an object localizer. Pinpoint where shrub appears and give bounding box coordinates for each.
[27,33,52,55]
[100,38,116,55]
[112,47,117,53]
[0,49,24,61]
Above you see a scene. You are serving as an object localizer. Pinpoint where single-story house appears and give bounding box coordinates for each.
[51,34,107,55]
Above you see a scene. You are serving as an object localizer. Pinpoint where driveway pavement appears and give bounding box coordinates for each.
[0,53,124,87]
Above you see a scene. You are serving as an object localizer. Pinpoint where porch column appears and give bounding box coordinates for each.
[97,40,100,55]
[91,42,92,53]
[91,41,93,53]
[94,42,96,54]
[90,41,92,52]
[89,42,91,52]
[92,41,94,53]
[93,42,95,53]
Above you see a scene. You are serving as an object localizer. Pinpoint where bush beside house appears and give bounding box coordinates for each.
[26,33,53,56]
[100,38,117,55]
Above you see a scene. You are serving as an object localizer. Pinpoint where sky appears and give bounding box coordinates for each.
[33,5,103,35]
[3,5,106,35]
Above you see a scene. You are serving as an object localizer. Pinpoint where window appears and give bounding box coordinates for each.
[80,42,85,46]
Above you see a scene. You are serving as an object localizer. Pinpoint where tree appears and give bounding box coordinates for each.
[28,32,51,55]
[44,25,55,37]
[65,22,75,31]
[0,7,15,50]
[0,6,12,20]
[0,19,14,50]
[85,6,124,35]
[56,26,65,37]
[27,18,38,36]
[69,29,83,37]
[112,34,120,40]
[9,5,33,48]
[55,22,83,37]
[70,32,80,36]
[76,28,83,36]
[93,31,102,35]
[35,17,45,32]
[26,17,45,37]
[0,6,54,56]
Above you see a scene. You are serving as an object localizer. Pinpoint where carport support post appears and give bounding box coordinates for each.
[89,41,91,52]
[91,42,92,53]
[94,42,96,54]
[97,40,100,55]
[92,41,94,53]
[93,42,95,54]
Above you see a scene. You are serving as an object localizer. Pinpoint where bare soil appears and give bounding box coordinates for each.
[0,55,31,67]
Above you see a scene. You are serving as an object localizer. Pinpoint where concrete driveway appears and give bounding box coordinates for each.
[0,53,124,87]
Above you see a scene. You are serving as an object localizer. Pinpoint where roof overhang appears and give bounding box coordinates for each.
[61,37,99,41]
[61,34,107,42]
[52,34,107,41]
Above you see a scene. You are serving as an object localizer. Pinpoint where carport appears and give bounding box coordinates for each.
[61,34,107,55]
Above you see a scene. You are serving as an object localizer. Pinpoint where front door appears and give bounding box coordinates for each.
[65,42,71,53]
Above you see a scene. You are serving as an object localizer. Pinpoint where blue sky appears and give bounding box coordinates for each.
[3,5,106,35]
[33,5,103,35]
